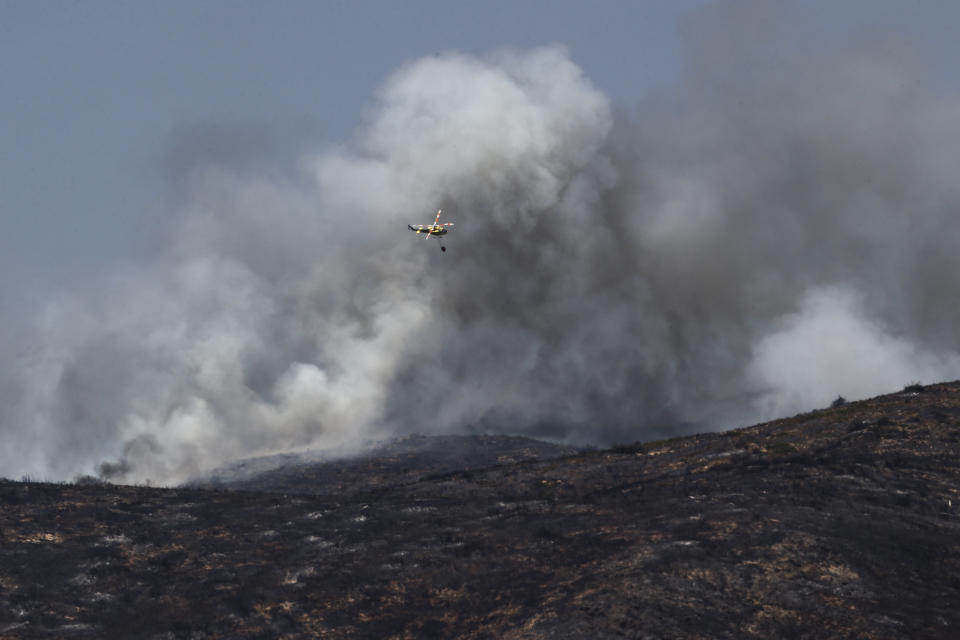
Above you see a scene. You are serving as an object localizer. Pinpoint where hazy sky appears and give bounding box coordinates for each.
[2,0,709,304]
[6,0,958,306]
[5,1,960,483]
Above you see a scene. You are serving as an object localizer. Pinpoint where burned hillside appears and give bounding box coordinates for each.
[195,434,580,495]
[2,382,960,639]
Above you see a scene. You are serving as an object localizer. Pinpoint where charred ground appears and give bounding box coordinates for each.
[2,384,960,639]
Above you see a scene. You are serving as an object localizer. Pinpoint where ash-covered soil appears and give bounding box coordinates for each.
[2,383,960,639]
[195,433,580,495]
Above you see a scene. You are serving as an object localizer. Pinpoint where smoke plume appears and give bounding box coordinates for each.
[4,21,960,483]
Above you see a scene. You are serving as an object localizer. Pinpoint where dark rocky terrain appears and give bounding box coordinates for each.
[2,382,959,639]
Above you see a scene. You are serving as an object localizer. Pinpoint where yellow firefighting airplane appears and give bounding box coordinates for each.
[408,209,454,252]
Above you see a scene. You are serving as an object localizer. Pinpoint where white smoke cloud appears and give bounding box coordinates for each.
[3,23,960,485]
[1,45,615,484]
[748,286,960,419]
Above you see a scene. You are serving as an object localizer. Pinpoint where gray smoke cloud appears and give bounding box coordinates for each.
[4,19,960,484]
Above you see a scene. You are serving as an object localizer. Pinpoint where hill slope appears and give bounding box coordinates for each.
[2,383,959,638]
[195,433,580,495]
